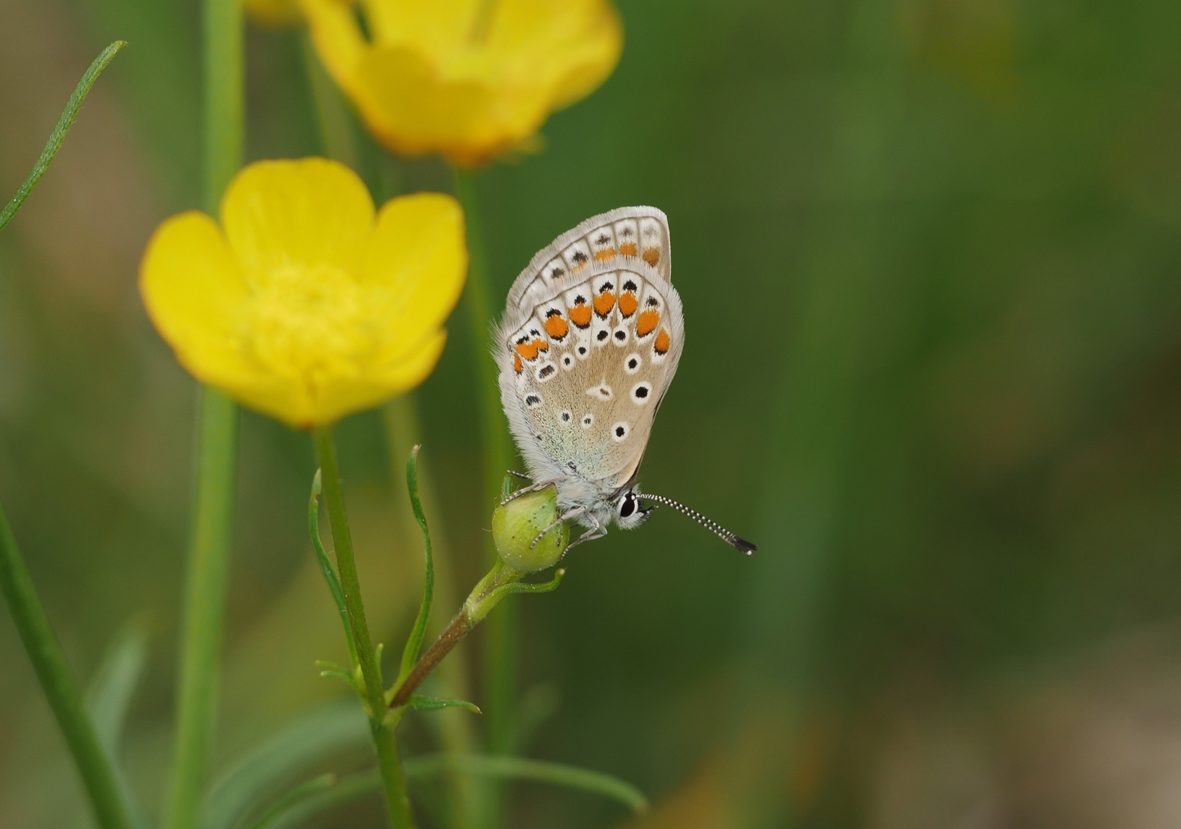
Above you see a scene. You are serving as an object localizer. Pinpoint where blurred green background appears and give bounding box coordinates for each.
[4,0,1181,827]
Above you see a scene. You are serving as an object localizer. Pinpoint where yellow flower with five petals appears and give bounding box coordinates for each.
[302,0,623,167]
[140,158,466,427]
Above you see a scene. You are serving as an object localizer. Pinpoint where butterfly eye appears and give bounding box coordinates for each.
[618,492,637,519]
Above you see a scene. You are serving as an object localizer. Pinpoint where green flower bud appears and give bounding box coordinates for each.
[492,485,568,572]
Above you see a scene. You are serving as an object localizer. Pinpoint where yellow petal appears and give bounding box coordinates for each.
[362,192,467,349]
[487,0,623,107]
[219,158,375,287]
[140,212,258,387]
[235,328,448,428]
[354,46,546,165]
[300,0,368,98]
[361,0,480,52]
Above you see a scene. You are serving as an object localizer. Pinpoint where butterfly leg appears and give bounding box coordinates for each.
[505,469,532,481]
[528,505,588,549]
[529,508,608,558]
[560,514,607,556]
[498,478,555,507]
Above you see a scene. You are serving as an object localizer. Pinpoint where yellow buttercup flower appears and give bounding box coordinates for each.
[141,158,466,428]
[302,0,623,167]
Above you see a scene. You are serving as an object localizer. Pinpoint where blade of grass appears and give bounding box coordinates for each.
[86,623,150,829]
[0,502,135,829]
[245,753,646,829]
[86,623,148,759]
[203,700,368,829]
[0,40,125,231]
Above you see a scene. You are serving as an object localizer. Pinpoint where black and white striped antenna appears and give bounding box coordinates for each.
[639,493,757,555]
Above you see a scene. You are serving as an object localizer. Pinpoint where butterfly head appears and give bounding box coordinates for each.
[615,489,655,530]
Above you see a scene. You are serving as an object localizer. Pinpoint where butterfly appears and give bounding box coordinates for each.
[493,206,756,556]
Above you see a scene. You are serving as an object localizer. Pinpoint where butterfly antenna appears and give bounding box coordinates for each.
[639,494,757,555]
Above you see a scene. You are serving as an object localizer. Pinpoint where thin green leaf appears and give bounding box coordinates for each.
[242,774,336,829]
[85,623,148,757]
[84,624,150,829]
[202,701,368,829]
[407,695,482,715]
[241,771,377,829]
[1,41,126,231]
[238,753,646,827]
[308,470,357,666]
[408,754,647,813]
[397,445,434,685]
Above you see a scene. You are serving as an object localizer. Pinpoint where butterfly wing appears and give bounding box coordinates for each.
[495,208,683,491]
[506,206,672,311]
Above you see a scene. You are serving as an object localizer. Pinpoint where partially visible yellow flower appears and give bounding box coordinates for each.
[141,158,466,428]
[302,0,623,167]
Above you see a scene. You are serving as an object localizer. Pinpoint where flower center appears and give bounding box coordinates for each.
[247,264,378,389]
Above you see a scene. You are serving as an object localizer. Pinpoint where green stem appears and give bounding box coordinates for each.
[388,561,563,709]
[0,504,135,829]
[165,390,239,829]
[164,0,242,826]
[452,171,518,812]
[312,427,413,829]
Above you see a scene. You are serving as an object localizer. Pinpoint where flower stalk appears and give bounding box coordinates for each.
[390,561,564,709]
[163,0,242,825]
[0,504,135,829]
[313,426,413,828]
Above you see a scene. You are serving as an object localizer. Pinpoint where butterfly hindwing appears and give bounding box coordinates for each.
[499,264,683,488]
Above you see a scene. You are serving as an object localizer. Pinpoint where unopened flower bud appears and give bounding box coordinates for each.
[491,485,568,572]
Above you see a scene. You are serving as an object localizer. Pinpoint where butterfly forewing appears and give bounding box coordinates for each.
[507,206,673,312]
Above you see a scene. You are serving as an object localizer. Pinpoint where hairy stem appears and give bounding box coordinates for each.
[390,611,473,708]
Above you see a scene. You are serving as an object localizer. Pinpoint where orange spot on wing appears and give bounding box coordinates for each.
[594,248,616,262]
[593,292,616,317]
[654,328,671,354]
[619,242,638,256]
[515,341,539,361]
[636,309,660,337]
[642,248,661,266]
[568,304,592,328]
[544,314,569,338]
[532,338,548,353]
[618,291,638,317]
[513,354,523,373]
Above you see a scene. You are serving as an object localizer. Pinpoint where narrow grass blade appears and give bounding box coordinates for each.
[407,754,648,814]
[1,41,126,231]
[235,752,646,828]
[202,701,368,829]
[86,623,148,757]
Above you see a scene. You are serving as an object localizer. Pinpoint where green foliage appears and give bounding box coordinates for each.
[307,471,358,667]
[397,445,434,685]
[0,41,125,231]
[202,701,367,829]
